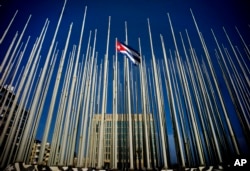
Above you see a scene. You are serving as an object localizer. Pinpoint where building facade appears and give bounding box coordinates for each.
[29,140,51,165]
[0,85,29,164]
[88,114,158,169]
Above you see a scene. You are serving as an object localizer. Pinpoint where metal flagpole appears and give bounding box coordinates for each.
[212,29,250,147]
[223,27,249,88]
[0,65,23,162]
[0,31,18,74]
[225,45,250,114]
[216,51,250,147]
[147,18,168,169]
[124,21,134,170]
[85,58,98,167]
[59,46,78,165]
[190,9,240,155]
[0,41,23,88]
[61,5,87,166]
[97,16,111,169]
[160,34,186,167]
[235,46,250,77]
[0,10,18,44]
[0,18,46,146]
[170,58,192,166]
[27,47,58,164]
[66,62,81,165]
[223,47,250,129]
[112,38,118,169]
[0,15,31,86]
[183,33,215,164]
[77,30,92,167]
[17,0,67,161]
[201,59,231,158]
[3,36,32,164]
[88,63,98,167]
[38,23,73,164]
[0,36,27,120]
[13,55,41,161]
[138,38,151,169]
[235,27,250,58]
[90,60,102,167]
[53,51,74,165]
[81,30,97,168]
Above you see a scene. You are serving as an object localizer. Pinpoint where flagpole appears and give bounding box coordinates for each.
[89,63,98,167]
[17,0,67,162]
[170,58,192,166]
[201,59,231,158]
[59,5,86,166]
[82,30,97,168]
[235,27,250,58]
[222,46,250,130]
[3,36,33,165]
[0,36,27,122]
[0,31,18,75]
[111,38,118,169]
[0,10,18,44]
[92,60,102,167]
[38,22,73,164]
[85,57,98,167]
[147,18,168,170]
[27,45,58,164]
[97,16,111,169]
[123,21,134,170]
[190,9,240,155]
[78,30,92,166]
[0,18,48,148]
[52,51,74,165]
[137,38,151,169]
[0,15,31,86]
[223,27,249,88]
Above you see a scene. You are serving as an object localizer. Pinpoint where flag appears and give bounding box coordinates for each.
[116,41,141,65]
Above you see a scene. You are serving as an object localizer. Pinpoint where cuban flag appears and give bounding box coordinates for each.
[116,41,141,65]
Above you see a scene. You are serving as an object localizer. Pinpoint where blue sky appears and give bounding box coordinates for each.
[0,0,250,164]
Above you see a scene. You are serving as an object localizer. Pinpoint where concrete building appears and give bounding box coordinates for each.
[0,85,29,163]
[88,114,158,169]
[29,139,51,165]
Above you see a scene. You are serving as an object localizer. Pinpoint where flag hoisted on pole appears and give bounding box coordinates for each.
[116,41,141,65]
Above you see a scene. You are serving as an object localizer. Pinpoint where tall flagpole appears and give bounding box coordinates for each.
[77,30,92,167]
[3,36,31,164]
[111,38,118,169]
[223,27,249,88]
[0,10,18,44]
[85,57,98,167]
[51,51,74,165]
[38,22,73,164]
[137,38,151,169]
[190,9,240,155]
[160,34,186,167]
[17,0,67,161]
[147,18,168,169]
[124,21,134,170]
[62,6,87,165]
[0,15,31,86]
[235,27,250,57]
[0,31,18,74]
[0,36,27,121]
[97,16,111,169]
[167,13,205,166]
[0,18,48,146]
[82,30,97,168]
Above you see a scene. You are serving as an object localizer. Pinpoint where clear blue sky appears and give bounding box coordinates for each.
[0,0,249,163]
